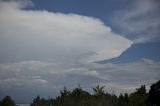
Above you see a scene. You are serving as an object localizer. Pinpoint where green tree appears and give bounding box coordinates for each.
[60,86,70,98]
[30,95,49,106]
[29,81,160,106]
[0,100,2,106]
[118,93,130,106]
[70,85,90,106]
[92,85,105,95]
[92,85,107,106]
[136,85,146,96]
[149,80,160,106]
[2,96,15,106]
[129,85,147,106]
[58,86,71,106]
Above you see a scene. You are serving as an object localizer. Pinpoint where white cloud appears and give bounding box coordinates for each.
[0,0,132,64]
[0,58,159,96]
[112,0,160,43]
[0,77,48,89]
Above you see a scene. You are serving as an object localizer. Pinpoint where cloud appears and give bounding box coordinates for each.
[111,0,160,43]
[0,0,132,64]
[1,0,159,103]
[0,58,159,102]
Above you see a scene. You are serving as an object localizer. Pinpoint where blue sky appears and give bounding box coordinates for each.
[30,0,132,34]
[0,0,160,103]
[30,0,160,63]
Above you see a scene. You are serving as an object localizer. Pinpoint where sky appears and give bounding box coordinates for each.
[0,0,160,103]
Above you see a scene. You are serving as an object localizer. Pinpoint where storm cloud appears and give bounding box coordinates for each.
[0,0,132,63]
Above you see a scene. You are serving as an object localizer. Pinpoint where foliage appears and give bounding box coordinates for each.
[1,80,160,106]
[148,80,160,106]
[0,96,15,106]
[92,85,105,95]
[30,85,118,106]
[30,82,157,106]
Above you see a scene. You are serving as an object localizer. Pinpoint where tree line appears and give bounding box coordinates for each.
[0,80,160,106]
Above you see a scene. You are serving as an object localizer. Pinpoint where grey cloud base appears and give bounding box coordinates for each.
[0,58,159,102]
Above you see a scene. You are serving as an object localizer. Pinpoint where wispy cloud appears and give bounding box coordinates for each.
[111,0,160,43]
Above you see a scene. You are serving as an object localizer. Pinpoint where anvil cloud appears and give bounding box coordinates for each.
[0,1,132,64]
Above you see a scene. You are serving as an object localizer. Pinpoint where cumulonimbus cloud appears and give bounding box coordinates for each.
[0,0,132,63]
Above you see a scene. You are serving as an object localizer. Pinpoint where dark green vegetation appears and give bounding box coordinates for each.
[0,96,15,106]
[0,80,160,106]
[30,80,160,106]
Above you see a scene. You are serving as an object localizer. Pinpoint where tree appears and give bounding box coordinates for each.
[60,86,70,98]
[118,93,130,106]
[92,85,105,95]
[0,100,2,106]
[149,80,160,106]
[92,85,107,106]
[29,81,160,106]
[58,86,71,106]
[2,96,15,106]
[129,85,147,106]
[30,95,47,106]
[136,85,146,96]
[70,85,90,106]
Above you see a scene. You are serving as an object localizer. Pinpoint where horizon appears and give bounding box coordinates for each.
[2,81,158,104]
